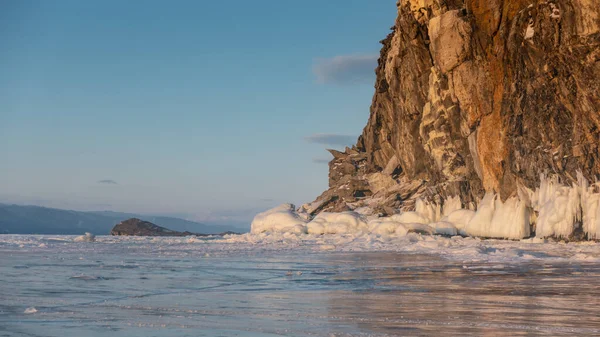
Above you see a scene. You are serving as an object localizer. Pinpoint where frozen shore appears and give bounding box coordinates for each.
[2,235,600,336]
[252,173,600,242]
[2,232,600,264]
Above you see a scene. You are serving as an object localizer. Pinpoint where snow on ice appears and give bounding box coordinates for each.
[73,232,96,242]
[252,172,600,241]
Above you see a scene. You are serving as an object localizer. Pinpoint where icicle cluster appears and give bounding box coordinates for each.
[251,172,600,241]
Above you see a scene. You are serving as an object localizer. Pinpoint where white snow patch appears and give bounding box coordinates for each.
[389,211,429,225]
[307,212,368,235]
[254,173,600,241]
[251,204,308,234]
[24,307,37,314]
[431,221,458,236]
[442,209,476,232]
[368,219,408,236]
[74,233,96,242]
[402,223,436,235]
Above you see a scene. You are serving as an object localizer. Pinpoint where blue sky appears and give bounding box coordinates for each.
[0,0,396,224]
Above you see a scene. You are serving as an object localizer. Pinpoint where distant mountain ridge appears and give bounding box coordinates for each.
[0,203,245,235]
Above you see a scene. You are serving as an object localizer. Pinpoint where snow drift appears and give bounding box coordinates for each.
[74,232,96,242]
[307,212,368,235]
[251,204,309,234]
[252,173,600,241]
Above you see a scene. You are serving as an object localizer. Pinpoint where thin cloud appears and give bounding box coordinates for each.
[97,179,118,185]
[305,133,356,147]
[313,54,377,84]
[312,158,331,164]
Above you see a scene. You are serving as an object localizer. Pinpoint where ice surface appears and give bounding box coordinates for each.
[2,235,600,336]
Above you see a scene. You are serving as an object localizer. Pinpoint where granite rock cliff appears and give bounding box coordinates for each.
[308,0,600,219]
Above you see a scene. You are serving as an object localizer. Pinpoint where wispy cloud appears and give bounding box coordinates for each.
[312,158,331,164]
[97,179,118,185]
[313,54,377,84]
[305,133,356,147]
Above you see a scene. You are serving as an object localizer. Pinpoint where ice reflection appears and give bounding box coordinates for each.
[322,253,600,336]
[1,237,599,336]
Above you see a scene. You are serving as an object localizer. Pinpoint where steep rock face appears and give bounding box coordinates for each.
[309,0,600,217]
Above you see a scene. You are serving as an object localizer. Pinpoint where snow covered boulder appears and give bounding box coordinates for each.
[402,223,436,235]
[74,232,96,242]
[441,209,476,233]
[307,212,368,235]
[389,212,429,225]
[386,200,442,225]
[368,219,408,236]
[251,204,308,234]
[431,221,458,236]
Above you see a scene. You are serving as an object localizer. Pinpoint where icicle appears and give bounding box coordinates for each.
[415,198,441,223]
[464,193,496,238]
[489,197,530,239]
[578,171,600,239]
[442,196,462,217]
[534,175,580,239]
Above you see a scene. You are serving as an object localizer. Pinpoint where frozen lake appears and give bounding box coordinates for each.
[2,234,600,336]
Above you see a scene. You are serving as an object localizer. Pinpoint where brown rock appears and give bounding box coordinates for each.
[309,0,600,215]
[110,218,236,237]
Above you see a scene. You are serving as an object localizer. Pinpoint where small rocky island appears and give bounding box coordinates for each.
[110,218,235,237]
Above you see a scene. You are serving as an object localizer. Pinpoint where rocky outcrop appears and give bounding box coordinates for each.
[309,0,600,220]
[110,218,237,237]
[111,218,195,236]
